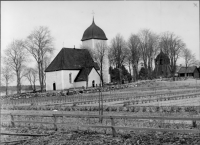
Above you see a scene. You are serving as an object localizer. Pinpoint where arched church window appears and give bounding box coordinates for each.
[53,83,56,90]
[69,73,72,83]
[92,80,95,87]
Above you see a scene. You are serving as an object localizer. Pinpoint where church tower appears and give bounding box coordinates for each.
[154,50,171,78]
[81,18,110,84]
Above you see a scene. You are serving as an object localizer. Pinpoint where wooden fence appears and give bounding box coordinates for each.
[1,113,200,137]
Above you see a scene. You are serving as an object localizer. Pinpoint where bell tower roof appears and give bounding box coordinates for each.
[81,18,107,41]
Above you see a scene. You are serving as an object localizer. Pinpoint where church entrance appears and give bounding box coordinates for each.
[53,83,56,90]
[92,80,95,87]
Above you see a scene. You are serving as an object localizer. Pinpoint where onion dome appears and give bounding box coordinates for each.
[81,18,107,41]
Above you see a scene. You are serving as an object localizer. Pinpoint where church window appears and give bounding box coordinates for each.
[53,83,56,90]
[69,73,72,83]
[92,80,95,87]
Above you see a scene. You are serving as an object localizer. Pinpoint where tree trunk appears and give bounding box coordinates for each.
[135,62,139,80]
[144,61,148,79]
[16,71,21,94]
[38,62,44,92]
[134,64,139,82]
[132,64,135,82]
[33,83,36,92]
[119,67,122,84]
[128,62,131,77]
[6,82,8,95]
[100,63,104,86]
[41,62,44,91]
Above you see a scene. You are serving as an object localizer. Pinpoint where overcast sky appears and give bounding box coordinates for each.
[1,1,200,72]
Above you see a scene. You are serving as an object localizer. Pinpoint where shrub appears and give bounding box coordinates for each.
[142,107,146,112]
[105,107,109,112]
[119,107,123,112]
[156,106,160,112]
[111,107,117,112]
[131,107,135,112]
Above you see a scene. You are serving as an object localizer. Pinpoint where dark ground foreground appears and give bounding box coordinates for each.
[9,130,200,145]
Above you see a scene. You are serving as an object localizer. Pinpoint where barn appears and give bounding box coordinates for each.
[178,66,200,78]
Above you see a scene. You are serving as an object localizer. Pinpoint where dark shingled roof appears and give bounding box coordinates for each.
[155,51,170,65]
[45,48,100,72]
[81,18,107,41]
[178,66,198,74]
[74,67,93,82]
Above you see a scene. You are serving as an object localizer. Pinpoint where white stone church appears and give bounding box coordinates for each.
[45,18,110,91]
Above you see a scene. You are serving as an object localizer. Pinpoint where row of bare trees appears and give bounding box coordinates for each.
[79,29,198,85]
[2,26,54,94]
[2,26,198,94]
[108,29,198,82]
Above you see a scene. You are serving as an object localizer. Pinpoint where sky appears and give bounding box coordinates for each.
[1,1,199,85]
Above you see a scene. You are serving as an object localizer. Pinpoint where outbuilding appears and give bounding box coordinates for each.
[178,66,200,78]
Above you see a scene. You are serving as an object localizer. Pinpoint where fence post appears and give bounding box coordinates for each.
[53,115,58,131]
[10,114,15,128]
[110,116,117,137]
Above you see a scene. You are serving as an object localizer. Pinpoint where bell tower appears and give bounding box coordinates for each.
[81,18,110,84]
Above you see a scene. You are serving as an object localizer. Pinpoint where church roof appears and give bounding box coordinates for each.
[45,48,100,72]
[81,18,107,41]
[155,51,170,64]
[74,67,93,82]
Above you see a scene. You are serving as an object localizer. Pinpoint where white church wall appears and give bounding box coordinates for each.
[74,81,86,88]
[46,71,63,91]
[62,70,79,89]
[46,69,100,90]
[88,68,101,87]
[82,39,94,49]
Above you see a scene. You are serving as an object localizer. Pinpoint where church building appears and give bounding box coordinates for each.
[154,50,171,78]
[45,18,110,91]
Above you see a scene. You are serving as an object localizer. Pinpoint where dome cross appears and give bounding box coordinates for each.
[92,10,95,22]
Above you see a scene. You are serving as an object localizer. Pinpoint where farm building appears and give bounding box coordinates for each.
[154,50,171,78]
[45,18,110,91]
[178,66,200,78]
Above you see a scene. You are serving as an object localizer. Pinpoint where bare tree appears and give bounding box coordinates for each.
[24,67,38,92]
[25,26,54,92]
[138,29,159,79]
[160,32,185,79]
[127,34,141,81]
[4,40,28,94]
[1,65,14,95]
[109,34,129,83]
[147,32,159,77]
[43,55,52,87]
[93,42,107,85]
[125,53,132,77]
[108,46,114,67]
[181,48,197,68]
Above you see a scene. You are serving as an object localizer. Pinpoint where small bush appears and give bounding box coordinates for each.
[131,107,135,112]
[142,107,146,112]
[156,106,160,112]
